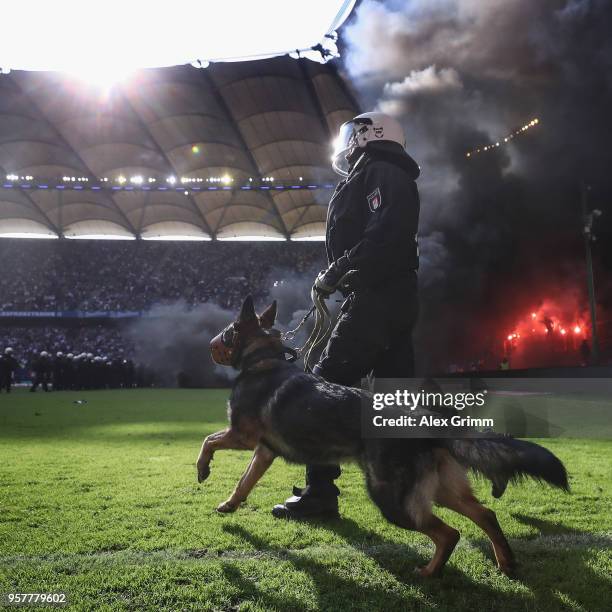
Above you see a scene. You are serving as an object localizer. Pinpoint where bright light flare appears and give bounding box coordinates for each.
[65,66,134,95]
[0,1,356,77]
[504,300,589,348]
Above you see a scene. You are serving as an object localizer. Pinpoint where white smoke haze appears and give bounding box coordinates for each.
[127,262,332,386]
[127,300,236,387]
[382,66,462,99]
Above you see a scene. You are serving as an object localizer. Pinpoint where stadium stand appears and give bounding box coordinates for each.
[0,239,325,386]
[0,55,356,387]
[0,239,324,312]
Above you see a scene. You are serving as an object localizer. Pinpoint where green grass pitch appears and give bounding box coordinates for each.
[0,389,610,611]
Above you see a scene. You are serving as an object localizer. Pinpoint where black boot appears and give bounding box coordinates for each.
[272,464,341,520]
[272,486,339,520]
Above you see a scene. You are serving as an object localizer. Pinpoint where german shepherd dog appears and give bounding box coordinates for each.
[196,296,569,577]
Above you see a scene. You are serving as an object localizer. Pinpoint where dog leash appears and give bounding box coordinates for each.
[281,270,356,373]
[281,305,316,343]
[279,290,331,372]
[302,286,334,372]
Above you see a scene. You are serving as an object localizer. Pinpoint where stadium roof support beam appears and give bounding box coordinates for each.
[198,69,290,239]
[297,59,333,141]
[327,61,362,118]
[288,200,327,235]
[0,162,61,235]
[284,59,336,234]
[6,74,139,236]
[119,90,214,238]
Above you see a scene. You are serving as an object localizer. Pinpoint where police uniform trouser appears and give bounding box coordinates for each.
[308,280,419,497]
[1,373,10,392]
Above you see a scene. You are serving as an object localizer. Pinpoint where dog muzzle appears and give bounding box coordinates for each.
[210,324,236,366]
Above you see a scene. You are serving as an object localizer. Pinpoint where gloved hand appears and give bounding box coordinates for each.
[314,256,350,298]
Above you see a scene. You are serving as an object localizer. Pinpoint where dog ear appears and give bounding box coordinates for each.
[258,300,277,329]
[239,295,256,322]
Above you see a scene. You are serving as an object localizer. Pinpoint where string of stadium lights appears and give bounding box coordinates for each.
[2,173,336,193]
[5,120,541,190]
[465,118,540,158]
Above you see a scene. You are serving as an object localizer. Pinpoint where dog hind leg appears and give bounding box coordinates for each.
[434,452,515,576]
[365,473,460,577]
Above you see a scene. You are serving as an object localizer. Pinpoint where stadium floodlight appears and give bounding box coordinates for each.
[0,1,355,88]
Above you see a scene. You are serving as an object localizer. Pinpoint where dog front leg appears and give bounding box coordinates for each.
[196,428,251,483]
[217,444,276,513]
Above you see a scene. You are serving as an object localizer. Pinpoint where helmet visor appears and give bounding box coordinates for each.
[331,121,357,177]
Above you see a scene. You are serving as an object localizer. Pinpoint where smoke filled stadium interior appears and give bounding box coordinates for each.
[1,8,611,388]
[1,3,612,611]
[1,234,610,388]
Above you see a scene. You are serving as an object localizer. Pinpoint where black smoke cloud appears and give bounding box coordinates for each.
[340,0,612,370]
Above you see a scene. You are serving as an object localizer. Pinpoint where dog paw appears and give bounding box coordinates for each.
[216,500,238,513]
[415,565,441,578]
[197,462,210,483]
[498,562,517,579]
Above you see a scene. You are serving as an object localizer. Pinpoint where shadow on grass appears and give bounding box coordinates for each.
[219,511,611,612]
[507,513,612,612]
[221,523,527,612]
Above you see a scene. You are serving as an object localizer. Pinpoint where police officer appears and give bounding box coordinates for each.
[273,112,421,519]
[53,351,66,391]
[1,347,19,393]
[65,353,75,389]
[30,351,52,392]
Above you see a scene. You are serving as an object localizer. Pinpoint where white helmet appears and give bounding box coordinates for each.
[331,111,406,177]
[4,347,13,354]
[56,351,64,358]
[67,353,74,359]
[40,351,49,357]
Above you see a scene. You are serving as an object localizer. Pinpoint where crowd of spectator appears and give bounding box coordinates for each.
[0,238,325,387]
[0,239,324,312]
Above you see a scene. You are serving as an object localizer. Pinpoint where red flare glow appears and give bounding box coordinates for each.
[502,299,589,369]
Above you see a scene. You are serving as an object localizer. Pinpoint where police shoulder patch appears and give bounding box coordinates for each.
[367,187,382,212]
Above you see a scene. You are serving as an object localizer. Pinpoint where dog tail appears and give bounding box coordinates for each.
[445,437,569,493]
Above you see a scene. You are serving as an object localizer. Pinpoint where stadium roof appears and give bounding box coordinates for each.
[0,57,359,240]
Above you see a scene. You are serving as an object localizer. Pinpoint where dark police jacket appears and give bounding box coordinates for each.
[325,141,420,291]
[1,354,18,377]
